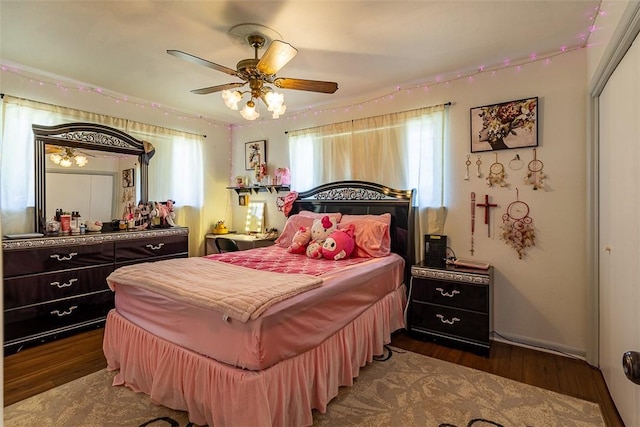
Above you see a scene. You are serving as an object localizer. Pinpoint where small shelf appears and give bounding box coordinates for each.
[226,185,290,194]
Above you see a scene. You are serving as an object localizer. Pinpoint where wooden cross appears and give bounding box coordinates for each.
[476,194,498,237]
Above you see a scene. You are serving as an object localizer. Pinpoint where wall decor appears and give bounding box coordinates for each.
[122,168,134,188]
[238,194,248,206]
[245,140,266,171]
[470,97,538,152]
[501,188,535,259]
[486,153,508,187]
[524,148,546,190]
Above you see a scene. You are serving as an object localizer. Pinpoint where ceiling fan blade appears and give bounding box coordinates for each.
[191,82,246,95]
[167,49,239,77]
[257,40,298,75]
[273,78,338,94]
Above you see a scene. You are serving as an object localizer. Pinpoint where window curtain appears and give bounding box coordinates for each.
[0,95,204,256]
[288,104,447,256]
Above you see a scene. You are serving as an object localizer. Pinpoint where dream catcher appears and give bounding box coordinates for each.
[524,148,546,190]
[486,153,508,187]
[501,188,535,259]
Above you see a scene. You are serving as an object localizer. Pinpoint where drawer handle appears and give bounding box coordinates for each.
[50,252,78,261]
[50,278,78,288]
[435,287,460,298]
[436,314,460,325]
[50,305,78,317]
[146,243,165,250]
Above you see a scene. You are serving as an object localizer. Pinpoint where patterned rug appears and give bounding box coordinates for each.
[4,347,604,427]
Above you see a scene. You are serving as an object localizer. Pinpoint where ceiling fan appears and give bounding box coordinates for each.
[167,26,338,120]
[46,145,95,167]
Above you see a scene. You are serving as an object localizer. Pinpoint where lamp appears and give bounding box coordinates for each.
[49,147,88,168]
[222,78,287,121]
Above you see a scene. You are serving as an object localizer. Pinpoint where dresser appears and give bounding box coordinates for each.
[2,227,189,354]
[408,260,494,356]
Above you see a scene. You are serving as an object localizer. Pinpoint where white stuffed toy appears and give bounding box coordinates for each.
[306,215,338,258]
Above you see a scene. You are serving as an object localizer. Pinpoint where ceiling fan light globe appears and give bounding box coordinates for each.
[271,104,286,119]
[50,153,62,164]
[59,158,73,168]
[75,155,88,167]
[265,90,285,112]
[222,90,242,110]
[240,100,260,120]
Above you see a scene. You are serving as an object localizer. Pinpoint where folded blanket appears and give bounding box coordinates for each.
[107,257,322,322]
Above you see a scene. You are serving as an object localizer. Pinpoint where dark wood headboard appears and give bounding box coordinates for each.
[290,181,416,280]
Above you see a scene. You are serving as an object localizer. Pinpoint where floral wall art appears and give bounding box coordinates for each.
[470,97,538,152]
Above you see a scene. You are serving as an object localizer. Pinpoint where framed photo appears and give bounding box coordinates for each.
[470,97,538,152]
[122,168,134,188]
[245,140,266,170]
[238,194,248,206]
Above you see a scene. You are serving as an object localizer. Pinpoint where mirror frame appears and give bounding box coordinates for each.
[33,122,154,233]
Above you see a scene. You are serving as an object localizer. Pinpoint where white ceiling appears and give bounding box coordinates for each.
[0,1,600,125]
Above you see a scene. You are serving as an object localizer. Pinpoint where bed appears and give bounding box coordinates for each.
[103,180,416,426]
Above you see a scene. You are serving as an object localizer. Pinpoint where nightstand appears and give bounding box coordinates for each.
[408,260,494,356]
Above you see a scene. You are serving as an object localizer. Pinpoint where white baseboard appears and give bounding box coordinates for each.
[491,331,587,362]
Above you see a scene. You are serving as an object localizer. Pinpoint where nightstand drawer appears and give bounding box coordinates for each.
[410,302,489,343]
[411,277,488,312]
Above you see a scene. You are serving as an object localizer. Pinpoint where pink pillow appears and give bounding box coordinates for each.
[299,210,342,223]
[275,214,315,248]
[338,214,391,257]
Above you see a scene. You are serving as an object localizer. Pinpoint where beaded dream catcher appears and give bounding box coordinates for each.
[524,148,546,190]
[486,153,508,187]
[501,188,535,259]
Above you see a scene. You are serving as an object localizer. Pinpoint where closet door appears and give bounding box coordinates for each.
[599,33,640,426]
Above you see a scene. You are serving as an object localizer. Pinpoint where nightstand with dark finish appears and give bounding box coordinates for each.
[408,260,494,356]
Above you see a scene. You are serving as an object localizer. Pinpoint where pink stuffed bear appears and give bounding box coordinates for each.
[306,215,338,258]
[288,226,311,254]
[322,224,356,260]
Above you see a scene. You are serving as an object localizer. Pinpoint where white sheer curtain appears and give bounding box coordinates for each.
[0,96,204,255]
[288,104,447,255]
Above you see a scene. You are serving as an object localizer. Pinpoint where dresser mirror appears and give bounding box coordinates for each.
[33,123,154,233]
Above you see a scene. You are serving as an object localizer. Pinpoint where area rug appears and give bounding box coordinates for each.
[4,347,604,427]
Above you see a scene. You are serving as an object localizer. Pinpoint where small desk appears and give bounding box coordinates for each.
[204,233,276,255]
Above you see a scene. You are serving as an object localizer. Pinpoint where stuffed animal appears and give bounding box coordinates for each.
[310,215,338,242]
[305,240,324,259]
[322,224,356,260]
[306,215,338,258]
[288,226,311,254]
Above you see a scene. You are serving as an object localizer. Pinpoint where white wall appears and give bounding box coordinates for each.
[1,46,591,356]
[231,49,589,356]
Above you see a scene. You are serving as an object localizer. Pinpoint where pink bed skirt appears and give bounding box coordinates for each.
[103,285,406,427]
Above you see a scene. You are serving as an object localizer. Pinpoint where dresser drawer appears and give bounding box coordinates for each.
[411,277,488,312]
[4,290,114,342]
[115,234,188,262]
[410,302,489,343]
[3,265,114,309]
[3,243,114,277]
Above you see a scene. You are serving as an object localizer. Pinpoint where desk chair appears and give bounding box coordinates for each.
[214,237,240,253]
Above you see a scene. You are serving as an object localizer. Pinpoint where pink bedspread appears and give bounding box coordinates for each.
[113,246,405,370]
[204,246,371,275]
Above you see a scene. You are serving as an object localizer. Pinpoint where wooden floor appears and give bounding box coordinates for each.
[3,328,624,426]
